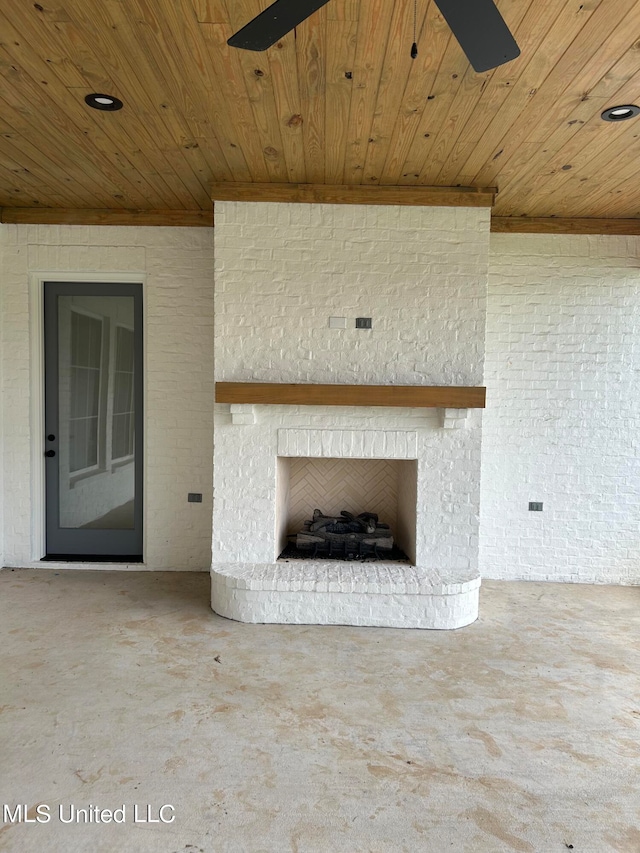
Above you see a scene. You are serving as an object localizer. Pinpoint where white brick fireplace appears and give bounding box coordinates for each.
[211,201,490,628]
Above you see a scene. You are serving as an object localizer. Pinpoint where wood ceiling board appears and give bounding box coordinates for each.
[37,2,212,208]
[55,30,208,207]
[576,123,640,216]
[2,0,640,219]
[30,3,72,23]
[3,7,88,89]
[191,0,228,24]
[0,112,105,208]
[378,2,453,185]
[475,0,635,195]
[0,54,133,208]
[418,3,540,185]
[460,0,606,191]
[394,0,530,186]
[0,72,144,209]
[51,21,118,92]
[419,68,493,186]
[0,162,68,209]
[266,32,306,183]
[399,0,532,186]
[0,121,113,209]
[185,137,234,185]
[493,31,640,214]
[394,21,467,185]
[296,5,328,183]
[514,123,640,218]
[201,17,276,182]
[327,0,360,20]
[430,0,547,185]
[499,63,640,217]
[134,0,235,186]
[224,1,290,183]
[198,24,261,181]
[325,19,358,184]
[541,62,640,217]
[66,0,221,206]
[27,8,190,210]
[473,16,623,195]
[211,181,495,206]
[361,0,432,185]
[552,132,640,218]
[104,0,223,203]
[342,0,395,185]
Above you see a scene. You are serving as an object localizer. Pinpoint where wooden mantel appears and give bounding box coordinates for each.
[215,383,485,409]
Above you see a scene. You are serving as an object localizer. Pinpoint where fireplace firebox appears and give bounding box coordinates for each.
[288,508,399,561]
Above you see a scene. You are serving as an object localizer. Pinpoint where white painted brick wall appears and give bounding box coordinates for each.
[5,215,634,587]
[0,232,5,567]
[0,224,214,570]
[213,202,489,575]
[215,202,489,386]
[482,233,640,584]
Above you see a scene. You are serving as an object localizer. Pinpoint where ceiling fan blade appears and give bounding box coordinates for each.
[433,0,520,72]
[227,0,332,51]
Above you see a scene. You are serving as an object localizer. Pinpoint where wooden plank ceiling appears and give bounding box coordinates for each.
[1,0,640,220]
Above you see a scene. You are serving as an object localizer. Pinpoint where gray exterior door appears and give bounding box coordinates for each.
[44,282,143,559]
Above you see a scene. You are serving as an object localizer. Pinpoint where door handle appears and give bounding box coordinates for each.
[45,450,56,458]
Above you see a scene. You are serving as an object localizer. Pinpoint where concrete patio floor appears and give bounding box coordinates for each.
[1,569,639,853]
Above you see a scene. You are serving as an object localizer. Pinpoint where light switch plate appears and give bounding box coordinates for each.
[328,317,347,329]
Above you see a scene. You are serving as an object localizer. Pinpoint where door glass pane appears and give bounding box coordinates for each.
[58,295,135,529]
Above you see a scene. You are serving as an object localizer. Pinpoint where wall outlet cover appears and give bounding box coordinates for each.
[328,317,347,329]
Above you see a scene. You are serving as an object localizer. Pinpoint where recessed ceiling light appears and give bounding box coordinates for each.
[601,104,640,122]
[84,93,123,111]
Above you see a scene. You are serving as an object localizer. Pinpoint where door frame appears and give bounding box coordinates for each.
[29,271,146,562]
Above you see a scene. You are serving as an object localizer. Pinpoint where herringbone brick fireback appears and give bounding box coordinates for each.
[287,458,398,535]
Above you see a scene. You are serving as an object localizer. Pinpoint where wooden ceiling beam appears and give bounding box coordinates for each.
[211,182,496,207]
[2,208,638,235]
[0,208,214,227]
[491,217,640,235]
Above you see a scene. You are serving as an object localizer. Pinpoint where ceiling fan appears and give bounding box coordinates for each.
[227,0,520,73]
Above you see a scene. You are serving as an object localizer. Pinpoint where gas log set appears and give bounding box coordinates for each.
[294,508,394,561]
